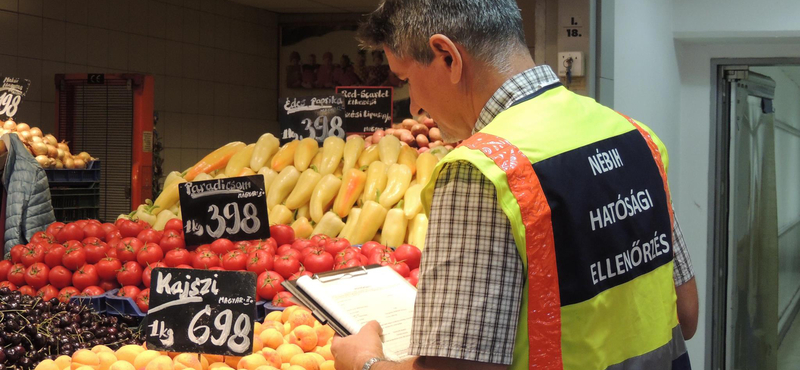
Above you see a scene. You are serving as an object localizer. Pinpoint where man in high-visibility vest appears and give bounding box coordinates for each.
[331,1,699,369]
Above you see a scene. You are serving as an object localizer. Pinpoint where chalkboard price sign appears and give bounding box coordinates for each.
[0,76,31,120]
[336,86,393,134]
[146,268,257,356]
[179,175,270,247]
[278,94,346,144]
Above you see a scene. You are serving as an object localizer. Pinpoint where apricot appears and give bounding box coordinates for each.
[305,353,325,366]
[281,307,301,323]
[134,351,163,370]
[35,359,59,370]
[236,354,268,370]
[312,346,333,362]
[253,367,280,370]
[173,353,203,370]
[319,361,334,370]
[287,326,317,352]
[265,311,283,322]
[286,310,315,331]
[275,343,303,365]
[314,326,334,348]
[224,357,242,369]
[98,352,118,370]
[108,361,136,370]
[115,345,146,365]
[260,348,282,369]
[145,356,175,370]
[92,346,115,354]
[72,349,101,370]
[260,328,285,350]
[55,356,72,370]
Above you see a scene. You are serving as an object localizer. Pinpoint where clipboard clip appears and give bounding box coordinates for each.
[314,266,369,283]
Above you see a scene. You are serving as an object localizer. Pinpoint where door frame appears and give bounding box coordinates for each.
[709,57,800,370]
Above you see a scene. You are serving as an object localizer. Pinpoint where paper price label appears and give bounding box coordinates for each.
[279,94,346,144]
[0,77,31,120]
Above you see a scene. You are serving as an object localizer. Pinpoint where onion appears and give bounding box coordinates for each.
[77,152,92,161]
[46,144,58,158]
[35,155,50,167]
[16,123,30,132]
[44,134,57,146]
[30,127,42,138]
[55,159,63,169]
[19,130,31,142]
[57,141,70,153]
[3,120,15,131]
[31,136,43,144]
[56,148,65,160]
[31,142,48,156]
[64,157,75,169]
[73,158,86,169]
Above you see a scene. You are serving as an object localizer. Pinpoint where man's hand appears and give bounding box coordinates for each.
[331,321,386,370]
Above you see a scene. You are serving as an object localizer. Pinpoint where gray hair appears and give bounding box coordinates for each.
[357,0,528,71]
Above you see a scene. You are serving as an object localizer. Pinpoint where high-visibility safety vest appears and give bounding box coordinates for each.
[421,84,691,370]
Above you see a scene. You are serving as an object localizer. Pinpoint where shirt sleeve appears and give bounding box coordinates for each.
[409,161,524,365]
[672,214,695,286]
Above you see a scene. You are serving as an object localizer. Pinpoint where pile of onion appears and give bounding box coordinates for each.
[0,118,96,169]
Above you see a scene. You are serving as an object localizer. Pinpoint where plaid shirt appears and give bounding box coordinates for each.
[408,65,695,365]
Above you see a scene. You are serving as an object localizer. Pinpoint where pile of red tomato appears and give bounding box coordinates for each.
[0,219,423,313]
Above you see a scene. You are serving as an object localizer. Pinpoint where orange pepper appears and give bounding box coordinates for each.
[184,141,246,181]
[332,168,367,218]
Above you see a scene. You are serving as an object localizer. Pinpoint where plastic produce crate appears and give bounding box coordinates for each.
[44,160,101,183]
[104,289,146,318]
[70,293,107,314]
[263,301,287,314]
[50,182,101,222]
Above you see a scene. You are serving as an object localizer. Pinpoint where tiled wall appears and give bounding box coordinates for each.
[0,0,279,178]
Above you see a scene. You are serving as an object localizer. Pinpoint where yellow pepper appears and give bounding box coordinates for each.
[312,212,345,237]
[271,140,300,171]
[250,133,280,171]
[168,203,180,216]
[258,167,278,191]
[237,167,256,176]
[153,178,186,215]
[214,172,228,179]
[270,205,294,226]
[296,204,310,221]
[311,152,323,169]
[319,136,345,175]
[134,201,158,226]
[378,164,412,209]
[224,143,256,177]
[185,141,246,181]
[193,173,213,181]
[362,161,388,205]
[332,168,367,218]
[163,171,183,190]
[342,136,365,173]
[357,144,380,168]
[153,209,177,231]
[291,217,314,239]
[407,213,428,250]
[267,166,300,210]
[381,202,408,248]
[397,145,418,176]
[415,152,438,186]
[403,184,423,219]
[378,135,401,165]
[310,174,343,223]
[349,200,388,245]
[337,207,361,240]
[284,168,323,210]
[293,138,319,171]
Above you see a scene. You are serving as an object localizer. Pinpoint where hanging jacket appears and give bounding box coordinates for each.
[422,84,690,370]
[2,133,55,257]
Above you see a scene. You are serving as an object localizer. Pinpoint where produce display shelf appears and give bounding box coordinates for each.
[69,292,107,314]
[263,301,287,313]
[104,289,146,318]
[45,160,101,183]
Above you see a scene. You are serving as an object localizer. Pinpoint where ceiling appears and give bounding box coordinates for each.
[228,0,380,13]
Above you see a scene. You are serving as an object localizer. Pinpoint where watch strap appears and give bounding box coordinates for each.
[362,357,384,370]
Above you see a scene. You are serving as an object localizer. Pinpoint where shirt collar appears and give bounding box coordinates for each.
[473,65,560,134]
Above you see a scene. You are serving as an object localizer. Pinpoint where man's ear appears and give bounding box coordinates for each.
[429,34,463,84]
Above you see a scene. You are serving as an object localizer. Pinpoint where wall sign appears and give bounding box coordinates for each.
[87,74,105,84]
[146,268,257,356]
[0,77,31,120]
[336,86,393,134]
[278,94,346,144]
[179,175,270,247]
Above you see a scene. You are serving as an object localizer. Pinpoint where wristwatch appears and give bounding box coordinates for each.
[362,357,384,370]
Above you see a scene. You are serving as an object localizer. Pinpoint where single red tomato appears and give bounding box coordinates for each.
[96,257,122,280]
[58,286,80,302]
[105,246,118,259]
[270,225,295,246]
[325,238,350,255]
[208,266,224,271]
[142,262,167,288]
[300,246,321,260]
[335,249,360,263]
[256,271,285,300]
[116,261,143,286]
[74,220,89,229]
[56,223,85,244]
[48,266,73,289]
[101,223,118,236]
[406,276,418,287]
[42,244,65,268]
[7,263,27,286]
[273,255,301,279]
[174,264,192,269]
[388,261,410,277]
[0,260,13,279]
[279,248,301,261]
[18,285,36,296]
[0,281,17,291]
[303,251,334,273]
[289,269,313,281]
[410,268,420,280]
[83,242,108,264]
[137,229,162,244]
[118,220,144,238]
[262,238,278,251]
[72,264,99,291]
[334,258,362,270]
[82,223,106,241]
[135,288,150,312]
[159,231,185,252]
[137,243,164,266]
[291,238,314,251]
[24,263,50,289]
[163,248,191,267]
[106,230,122,243]
[192,251,221,270]
[98,279,120,292]
[365,244,392,258]
[234,241,251,253]
[117,285,141,298]
[246,251,274,274]
[136,219,152,230]
[117,237,144,262]
[20,245,45,267]
[10,244,26,263]
[46,222,65,237]
[394,244,422,270]
[61,247,86,271]
[360,241,383,257]
[222,250,248,271]
[271,291,296,307]
[36,284,59,301]
[81,286,104,296]
[210,239,235,255]
[368,250,396,266]
[164,218,183,232]
[31,231,54,245]
[195,244,212,253]
[277,244,295,255]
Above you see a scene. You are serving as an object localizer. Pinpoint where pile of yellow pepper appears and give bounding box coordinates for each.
[127,133,451,250]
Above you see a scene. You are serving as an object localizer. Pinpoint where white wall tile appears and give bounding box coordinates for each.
[87,0,108,29]
[200,0,214,13]
[64,63,87,73]
[42,0,64,20]
[229,52,246,86]
[229,20,246,54]
[212,0,229,17]
[264,57,277,87]
[17,57,41,101]
[197,80,214,115]
[40,103,55,136]
[213,51,229,83]
[164,40,182,77]
[153,75,166,111]
[182,9,199,45]
[162,148,181,174]
[108,0,130,33]
[128,0,148,35]
[197,46,214,80]
[182,43,200,79]
[258,9,277,26]
[16,100,40,126]
[213,17,230,50]
[65,0,88,25]
[213,82,229,116]
[19,0,41,16]
[107,30,129,70]
[228,85,248,118]
[0,54,17,76]
[181,114,199,148]
[196,114,213,149]
[17,14,42,59]
[147,0,166,38]
[161,111,182,148]
[163,76,182,112]
[179,148,198,169]
[242,23,260,56]
[164,3,183,42]
[229,2,247,21]
[87,28,109,68]
[42,19,65,62]
[41,61,65,103]
[265,89,278,121]
[198,11,215,47]
[128,34,148,72]
[148,38,166,75]
[181,78,198,113]
[184,0,200,10]
[0,11,18,55]
[65,23,88,65]
[0,0,16,12]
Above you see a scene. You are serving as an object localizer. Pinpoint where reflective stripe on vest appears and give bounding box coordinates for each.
[422,85,690,370]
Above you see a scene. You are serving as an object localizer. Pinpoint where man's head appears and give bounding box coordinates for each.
[358,0,530,141]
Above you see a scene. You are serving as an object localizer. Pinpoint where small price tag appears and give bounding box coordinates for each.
[279,94,346,144]
[145,268,257,356]
[178,175,270,247]
[0,76,31,120]
[336,86,393,134]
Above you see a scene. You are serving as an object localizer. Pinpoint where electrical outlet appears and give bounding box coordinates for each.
[557,52,584,77]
